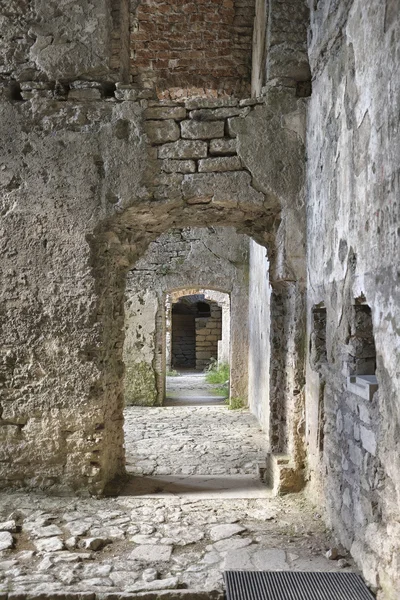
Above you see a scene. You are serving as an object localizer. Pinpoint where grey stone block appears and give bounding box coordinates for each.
[198,156,242,172]
[180,120,224,140]
[160,159,196,173]
[145,106,187,120]
[189,107,243,121]
[68,88,101,101]
[130,544,173,562]
[209,138,237,155]
[145,120,180,144]
[158,140,208,159]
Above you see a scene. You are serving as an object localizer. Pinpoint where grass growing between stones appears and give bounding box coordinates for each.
[212,386,229,397]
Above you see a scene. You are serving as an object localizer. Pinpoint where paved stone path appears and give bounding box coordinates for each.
[124,405,268,477]
[0,380,357,596]
[165,371,227,405]
[0,493,355,596]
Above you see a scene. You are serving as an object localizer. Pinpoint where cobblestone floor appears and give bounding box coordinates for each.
[124,405,268,477]
[0,375,356,597]
[0,493,355,596]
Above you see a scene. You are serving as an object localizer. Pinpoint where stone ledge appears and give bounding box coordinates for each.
[158,141,208,160]
[180,120,224,140]
[198,157,242,173]
[346,376,378,401]
[188,107,243,121]
[209,139,237,155]
[145,106,187,120]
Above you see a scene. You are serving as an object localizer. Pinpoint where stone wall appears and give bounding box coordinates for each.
[123,227,249,405]
[195,302,222,371]
[0,0,114,83]
[248,239,271,435]
[0,0,308,493]
[130,0,255,99]
[305,1,400,597]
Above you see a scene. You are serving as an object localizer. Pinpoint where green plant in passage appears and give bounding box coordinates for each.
[205,360,230,384]
[166,369,179,377]
[226,396,246,410]
[212,386,228,397]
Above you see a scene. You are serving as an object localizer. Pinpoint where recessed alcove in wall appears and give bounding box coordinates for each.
[310,304,327,372]
[346,301,378,400]
[347,303,377,377]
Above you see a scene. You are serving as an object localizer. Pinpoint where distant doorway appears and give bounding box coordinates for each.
[171,295,222,370]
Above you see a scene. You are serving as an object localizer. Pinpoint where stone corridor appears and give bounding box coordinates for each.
[0,395,358,597]
[125,373,267,479]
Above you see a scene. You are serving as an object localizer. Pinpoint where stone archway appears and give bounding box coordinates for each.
[0,87,307,496]
[164,288,234,402]
[91,194,305,494]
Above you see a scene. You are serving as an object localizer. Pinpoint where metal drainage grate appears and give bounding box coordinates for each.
[224,571,376,600]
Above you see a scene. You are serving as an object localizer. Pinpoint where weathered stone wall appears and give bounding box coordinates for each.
[305,1,400,597]
[0,0,115,83]
[130,0,255,99]
[195,302,222,371]
[0,0,308,493]
[172,314,196,368]
[251,0,310,96]
[248,239,271,436]
[123,227,249,406]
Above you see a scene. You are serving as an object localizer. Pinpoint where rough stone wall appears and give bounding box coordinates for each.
[251,0,310,96]
[124,227,249,406]
[0,0,115,83]
[0,0,308,493]
[172,313,196,368]
[305,1,400,597]
[248,239,271,436]
[195,302,222,370]
[130,0,255,99]
[265,0,310,87]
[0,84,307,493]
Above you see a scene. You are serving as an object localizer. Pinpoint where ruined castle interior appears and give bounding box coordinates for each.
[0,0,399,598]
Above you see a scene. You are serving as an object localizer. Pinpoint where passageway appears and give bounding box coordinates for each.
[165,371,227,405]
[123,370,269,498]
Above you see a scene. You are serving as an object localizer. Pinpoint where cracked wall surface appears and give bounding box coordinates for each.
[305,1,400,597]
[0,0,306,512]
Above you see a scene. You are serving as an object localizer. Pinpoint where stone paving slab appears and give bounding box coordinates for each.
[0,401,357,596]
[124,405,268,477]
[0,492,356,596]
